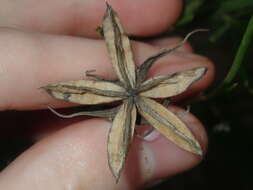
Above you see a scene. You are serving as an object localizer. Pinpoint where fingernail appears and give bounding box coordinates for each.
[143,129,160,141]
[135,142,156,183]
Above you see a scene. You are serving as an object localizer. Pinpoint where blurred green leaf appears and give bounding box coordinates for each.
[177,0,205,26]
[209,21,231,42]
[208,0,253,41]
[176,0,253,42]
[208,15,253,98]
[218,0,253,14]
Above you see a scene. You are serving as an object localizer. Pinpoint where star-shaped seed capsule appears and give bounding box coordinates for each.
[42,3,207,183]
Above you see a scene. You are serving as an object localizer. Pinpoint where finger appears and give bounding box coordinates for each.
[0,28,214,110]
[134,42,214,101]
[0,0,182,37]
[0,107,207,189]
[148,37,193,52]
[150,52,214,102]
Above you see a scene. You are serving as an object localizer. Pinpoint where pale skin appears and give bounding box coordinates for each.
[0,0,214,189]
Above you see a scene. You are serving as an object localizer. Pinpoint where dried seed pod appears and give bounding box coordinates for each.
[42,3,207,183]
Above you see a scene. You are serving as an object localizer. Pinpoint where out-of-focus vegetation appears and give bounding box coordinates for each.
[177,0,253,97]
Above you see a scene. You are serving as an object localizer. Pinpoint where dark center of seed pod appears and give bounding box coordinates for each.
[128,88,138,98]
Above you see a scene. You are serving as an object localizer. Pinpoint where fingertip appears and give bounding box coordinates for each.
[134,106,207,187]
[112,0,183,37]
[168,106,208,153]
[142,46,215,101]
[172,55,215,101]
[80,0,183,37]
[0,0,182,37]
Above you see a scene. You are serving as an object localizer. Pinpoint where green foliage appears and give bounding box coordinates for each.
[177,0,253,97]
[177,0,253,42]
[176,0,205,26]
[209,16,253,97]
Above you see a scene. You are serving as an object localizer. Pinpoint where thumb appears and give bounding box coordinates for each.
[0,107,207,190]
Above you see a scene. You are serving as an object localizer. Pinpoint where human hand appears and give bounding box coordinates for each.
[0,0,214,189]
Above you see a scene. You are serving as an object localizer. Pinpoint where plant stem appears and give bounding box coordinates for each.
[208,15,253,98]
